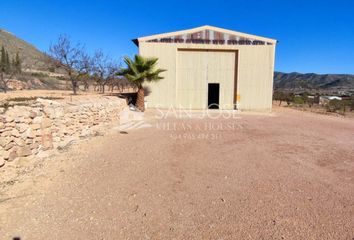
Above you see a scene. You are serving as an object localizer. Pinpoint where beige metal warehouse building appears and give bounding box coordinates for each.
[133,25,277,111]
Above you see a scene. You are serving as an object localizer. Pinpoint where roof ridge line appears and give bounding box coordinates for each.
[135,25,277,44]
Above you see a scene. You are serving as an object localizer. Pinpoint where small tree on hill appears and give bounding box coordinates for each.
[14,52,21,73]
[5,51,10,70]
[11,52,21,74]
[0,46,20,93]
[1,46,9,72]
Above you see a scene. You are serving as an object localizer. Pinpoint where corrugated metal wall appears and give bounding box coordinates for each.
[176,50,235,109]
[139,42,275,111]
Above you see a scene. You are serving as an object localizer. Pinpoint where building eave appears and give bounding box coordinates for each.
[132,39,139,47]
[134,25,277,45]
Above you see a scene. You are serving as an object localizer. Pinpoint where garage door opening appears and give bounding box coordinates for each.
[208,83,220,109]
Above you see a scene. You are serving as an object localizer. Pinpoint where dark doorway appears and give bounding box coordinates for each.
[208,83,220,109]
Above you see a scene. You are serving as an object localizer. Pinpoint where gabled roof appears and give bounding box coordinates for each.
[133,25,277,46]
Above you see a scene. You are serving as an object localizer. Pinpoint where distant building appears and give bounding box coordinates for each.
[132,25,277,111]
[319,96,342,105]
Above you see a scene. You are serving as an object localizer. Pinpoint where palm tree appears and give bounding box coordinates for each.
[119,55,165,111]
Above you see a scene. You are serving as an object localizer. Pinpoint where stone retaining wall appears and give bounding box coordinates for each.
[0,96,126,167]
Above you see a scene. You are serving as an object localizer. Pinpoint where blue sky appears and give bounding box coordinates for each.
[0,0,353,74]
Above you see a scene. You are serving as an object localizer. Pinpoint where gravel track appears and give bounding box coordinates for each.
[1,107,353,239]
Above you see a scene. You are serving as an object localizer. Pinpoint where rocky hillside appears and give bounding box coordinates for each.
[0,29,68,91]
[0,29,54,71]
[274,72,354,92]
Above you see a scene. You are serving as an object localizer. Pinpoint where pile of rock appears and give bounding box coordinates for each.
[0,96,126,168]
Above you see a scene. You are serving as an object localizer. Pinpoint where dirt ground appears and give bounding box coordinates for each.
[275,101,354,118]
[0,107,354,239]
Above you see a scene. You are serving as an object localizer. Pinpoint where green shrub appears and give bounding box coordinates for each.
[31,72,49,78]
[339,99,354,112]
[326,99,345,113]
[293,96,305,105]
[273,91,295,106]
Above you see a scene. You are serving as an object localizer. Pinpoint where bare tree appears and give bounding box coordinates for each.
[49,35,91,94]
[112,76,133,93]
[78,72,93,91]
[92,50,118,94]
[0,70,16,93]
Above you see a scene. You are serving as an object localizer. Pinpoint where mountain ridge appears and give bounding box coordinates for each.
[273,71,354,91]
